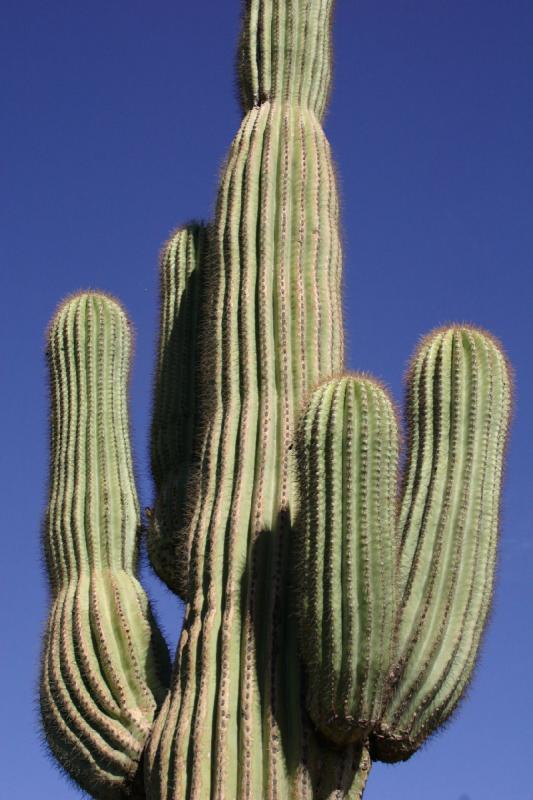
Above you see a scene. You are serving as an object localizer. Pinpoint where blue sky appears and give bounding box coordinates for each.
[1,1,532,797]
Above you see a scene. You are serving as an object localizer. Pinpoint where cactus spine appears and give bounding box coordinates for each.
[40,3,512,799]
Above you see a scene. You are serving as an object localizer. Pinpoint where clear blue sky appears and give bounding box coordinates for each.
[1,1,532,798]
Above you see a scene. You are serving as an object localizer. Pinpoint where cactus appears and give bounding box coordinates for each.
[41,294,170,799]
[149,223,207,597]
[371,327,511,763]
[40,2,512,799]
[293,376,399,748]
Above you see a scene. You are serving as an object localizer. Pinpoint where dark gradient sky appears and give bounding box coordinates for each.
[2,1,532,798]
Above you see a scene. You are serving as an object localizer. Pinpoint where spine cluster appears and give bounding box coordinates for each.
[144,2,371,797]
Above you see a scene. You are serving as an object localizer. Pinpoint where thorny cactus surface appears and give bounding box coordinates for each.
[40,2,512,799]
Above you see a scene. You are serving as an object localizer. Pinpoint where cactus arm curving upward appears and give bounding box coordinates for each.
[40,293,171,799]
[291,326,511,765]
[371,327,512,762]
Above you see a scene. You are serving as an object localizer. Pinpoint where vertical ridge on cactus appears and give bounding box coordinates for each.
[40,3,513,799]
[238,0,335,117]
[41,293,170,800]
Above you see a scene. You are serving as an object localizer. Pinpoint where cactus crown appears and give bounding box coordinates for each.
[40,4,512,800]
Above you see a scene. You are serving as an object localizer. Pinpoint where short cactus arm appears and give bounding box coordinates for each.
[40,293,170,799]
[144,0,374,797]
[149,223,208,597]
[294,376,399,747]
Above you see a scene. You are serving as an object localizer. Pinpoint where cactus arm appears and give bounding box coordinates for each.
[149,223,208,597]
[41,293,170,799]
[372,326,512,762]
[40,2,514,798]
[293,376,399,747]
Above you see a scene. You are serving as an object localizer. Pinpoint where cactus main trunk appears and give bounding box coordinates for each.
[144,2,372,797]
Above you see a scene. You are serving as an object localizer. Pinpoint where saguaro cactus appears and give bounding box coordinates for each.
[40,2,512,799]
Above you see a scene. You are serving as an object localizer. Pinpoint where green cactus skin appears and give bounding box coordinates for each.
[294,376,399,747]
[238,0,334,117]
[149,224,207,598]
[40,293,170,800]
[40,3,514,799]
[371,327,512,763]
[143,1,372,797]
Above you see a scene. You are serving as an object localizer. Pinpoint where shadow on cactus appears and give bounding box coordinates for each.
[40,1,512,798]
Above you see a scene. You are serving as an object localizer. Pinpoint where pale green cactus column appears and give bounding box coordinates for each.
[144,0,370,796]
[40,2,513,799]
[371,327,512,762]
[41,293,170,799]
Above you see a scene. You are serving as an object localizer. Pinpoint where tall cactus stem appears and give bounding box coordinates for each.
[143,0,375,795]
